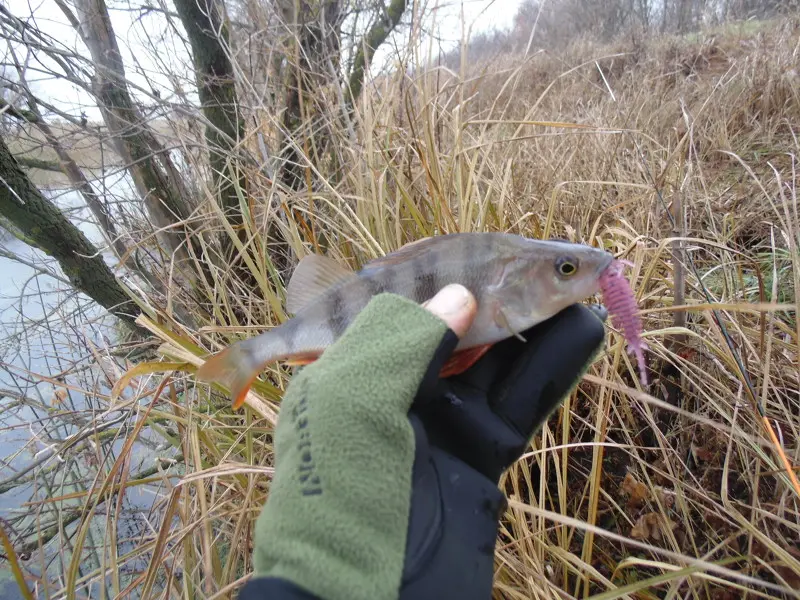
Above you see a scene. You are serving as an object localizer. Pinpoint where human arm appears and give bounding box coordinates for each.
[238,286,606,600]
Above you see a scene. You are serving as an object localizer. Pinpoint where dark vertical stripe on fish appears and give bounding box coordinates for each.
[327,287,349,336]
[361,273,384,299]
[344,276,374,317]
[380,264,397,296]
[456,234,478,297]
[481,233,494,258]
[412,256,438,303]
[472,235,498,303]
[275,318,299,354]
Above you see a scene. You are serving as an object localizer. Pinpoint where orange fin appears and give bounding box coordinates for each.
[195,344,266,411]
[228,352,322,410]
[439,344,493,378]
[218,343,489,410]
[232,372,260,410]
[229,352,321,411]
[284,352,323,367]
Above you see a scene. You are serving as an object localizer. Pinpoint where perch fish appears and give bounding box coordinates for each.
[196,232,618,409]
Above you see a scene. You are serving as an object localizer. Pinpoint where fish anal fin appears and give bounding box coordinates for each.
[283,351,323,367]
[287,255,357,314]
[439,344,493,378]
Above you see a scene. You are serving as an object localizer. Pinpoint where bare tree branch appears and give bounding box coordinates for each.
[71,0,197,269]
[0,247,72,286]
[0,98,40,123]
[14,156,61,171]
[0,135,143,329]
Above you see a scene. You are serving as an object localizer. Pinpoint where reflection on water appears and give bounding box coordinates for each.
[0,189,106,505]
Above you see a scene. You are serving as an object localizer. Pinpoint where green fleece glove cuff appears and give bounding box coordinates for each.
[253,293,451,600]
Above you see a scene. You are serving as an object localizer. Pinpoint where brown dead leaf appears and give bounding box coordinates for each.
[711,589,740,600]
[775,565,800,590]
[631,513,659,540]
[51,387,67,406]
[621,472,649,507]
[705,511,729,532]
[630,512,676,541]
[691,442,714,463]
[655,487,676,509]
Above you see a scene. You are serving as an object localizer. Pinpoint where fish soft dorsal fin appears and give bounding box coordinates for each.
[286,254,357,314]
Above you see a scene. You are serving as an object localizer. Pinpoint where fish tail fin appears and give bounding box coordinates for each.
[195,336,281,410]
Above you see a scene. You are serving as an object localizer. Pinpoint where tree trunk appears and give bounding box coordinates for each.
[173,0,246,225]
[172,0,264,290]
[279,0,346,191]
[71,0,195,265]
[0,134,141,328]
[347,0,407,105]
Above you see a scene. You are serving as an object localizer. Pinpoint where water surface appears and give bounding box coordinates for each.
[0,188,171,597]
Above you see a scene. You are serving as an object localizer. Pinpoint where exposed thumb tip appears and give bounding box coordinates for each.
[422,284,478,338]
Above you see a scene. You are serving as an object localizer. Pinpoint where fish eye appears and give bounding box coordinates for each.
[556,256,578,278]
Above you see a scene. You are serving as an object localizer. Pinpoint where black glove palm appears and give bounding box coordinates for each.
[401,303,606,599]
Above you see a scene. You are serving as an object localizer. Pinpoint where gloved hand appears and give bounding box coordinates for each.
[238,286,606,600]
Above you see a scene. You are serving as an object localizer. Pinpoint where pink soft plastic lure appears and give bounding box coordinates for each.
[599,259,648,386]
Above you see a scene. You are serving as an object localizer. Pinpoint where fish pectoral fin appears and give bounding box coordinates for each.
[494,306,527,342]
[286,254,358,314]
[439,344,493,378]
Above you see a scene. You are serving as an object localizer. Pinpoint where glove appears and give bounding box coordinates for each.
[238,290,606,600]
[401,301,606,599]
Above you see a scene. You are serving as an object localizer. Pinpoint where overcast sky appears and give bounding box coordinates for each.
[7,0,524,119]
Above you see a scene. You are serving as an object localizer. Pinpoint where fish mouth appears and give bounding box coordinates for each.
[595,252,614,275]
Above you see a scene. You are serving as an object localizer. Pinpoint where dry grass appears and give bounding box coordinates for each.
[8,13,800,600]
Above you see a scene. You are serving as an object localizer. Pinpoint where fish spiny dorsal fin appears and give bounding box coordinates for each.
[361,235,446,270]
[286,254,357,314]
